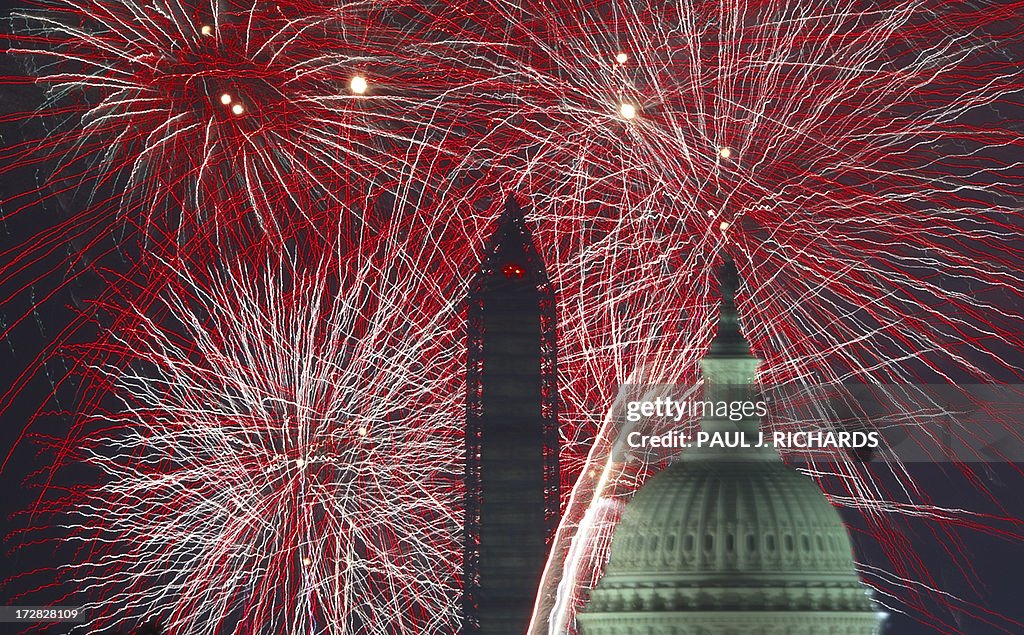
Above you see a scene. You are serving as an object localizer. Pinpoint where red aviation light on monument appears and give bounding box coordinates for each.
[502,262,525,278]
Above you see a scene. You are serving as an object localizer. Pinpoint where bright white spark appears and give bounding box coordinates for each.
[350,75,369,95]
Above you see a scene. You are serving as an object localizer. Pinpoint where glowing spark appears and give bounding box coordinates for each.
[350,75,368,95]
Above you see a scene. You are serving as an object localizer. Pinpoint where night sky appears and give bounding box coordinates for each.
[2,0,1024,633]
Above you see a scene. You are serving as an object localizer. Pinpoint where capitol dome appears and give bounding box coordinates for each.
[578,260,883,635]
[578,454,881,634]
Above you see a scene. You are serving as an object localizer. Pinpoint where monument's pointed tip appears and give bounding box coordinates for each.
[504,194,524,219]
[495,194,533,243]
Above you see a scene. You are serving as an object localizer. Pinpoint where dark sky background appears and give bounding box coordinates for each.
[1,1,1024,634]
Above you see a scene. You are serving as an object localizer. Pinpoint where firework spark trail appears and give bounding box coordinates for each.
[410,0,1024,631]
[10,226,474,634]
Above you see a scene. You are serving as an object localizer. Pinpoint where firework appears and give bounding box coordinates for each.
[2,0,1024,632]
[10,233,471,634]
[437,0,1024,631]
[3,0,497,241]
